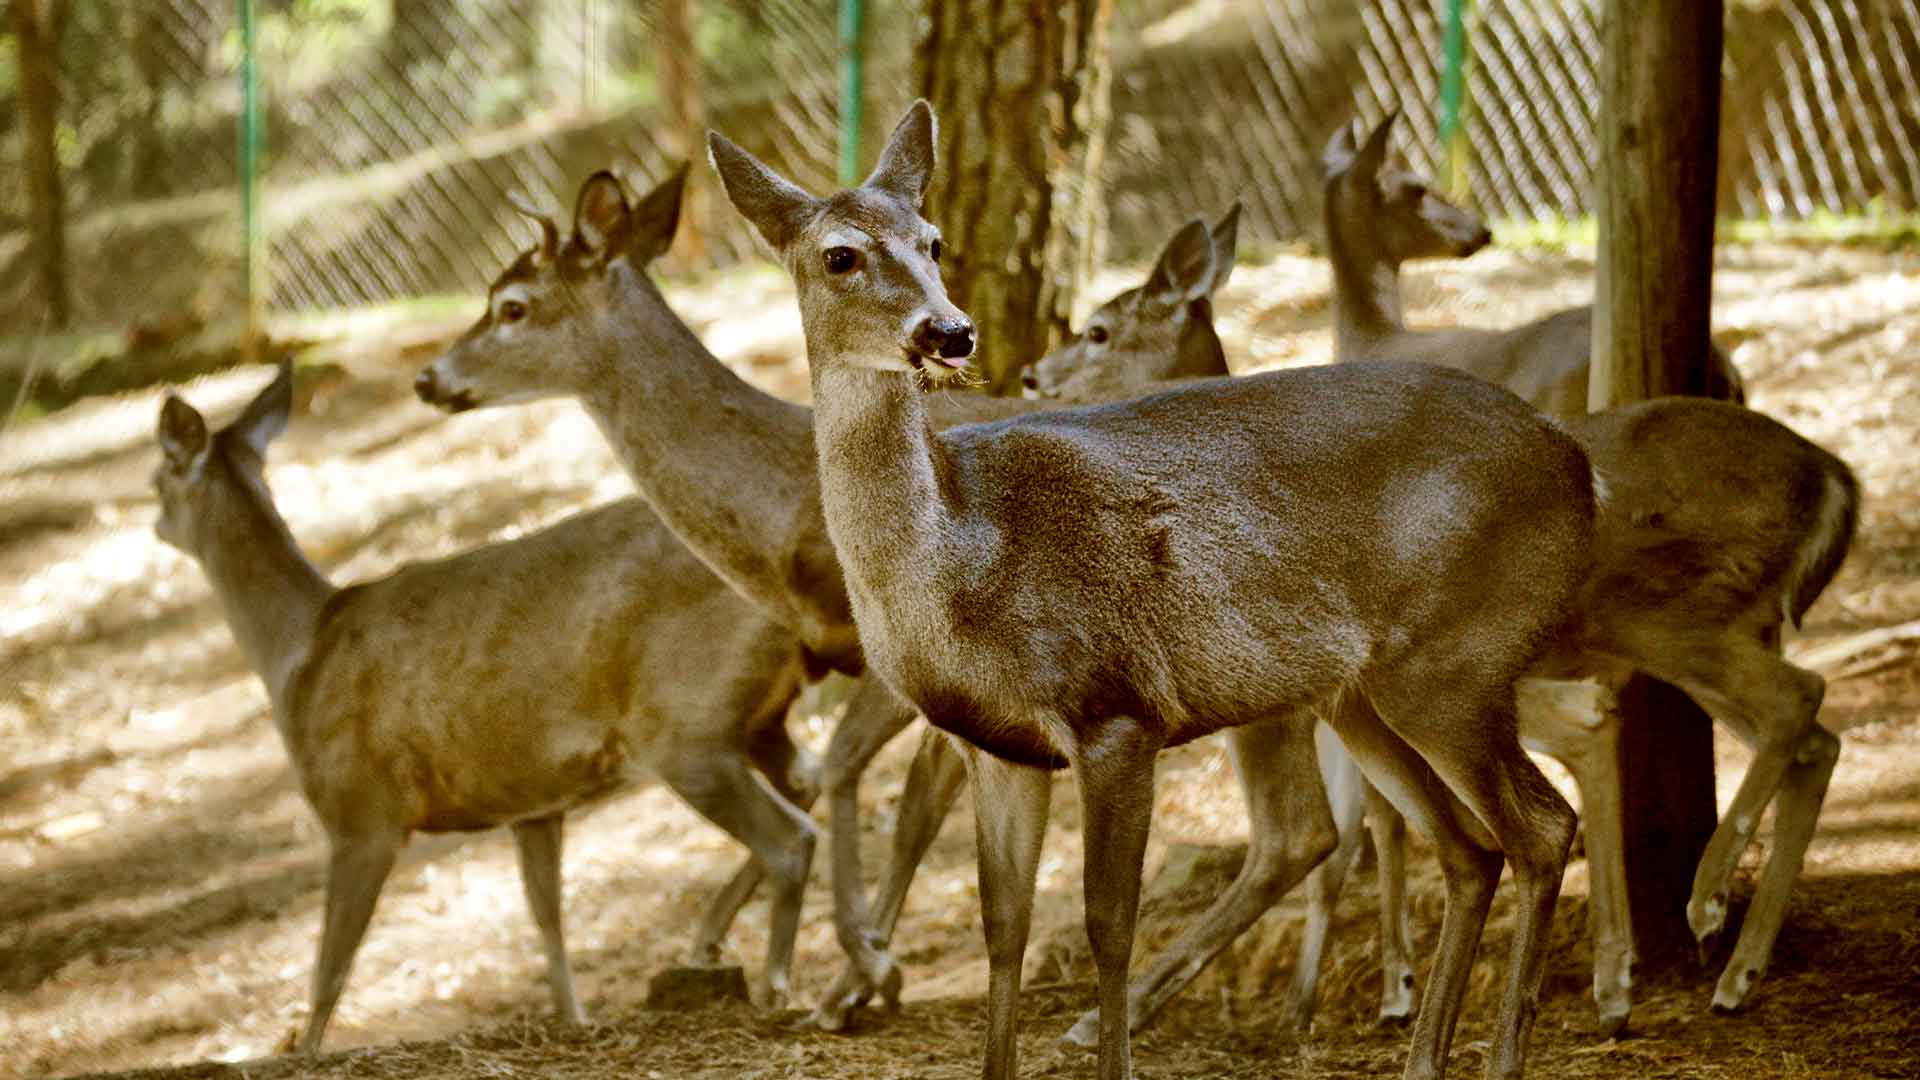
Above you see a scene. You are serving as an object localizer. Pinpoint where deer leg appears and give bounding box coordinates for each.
[1367,778,1418,1025]
[299,832,400,1056]
[1278,723,1371,1035]
[967,747,1052,1080]
[1712,723,1837,1011]
[512,814,588,1025]
[1515,676,1634,1037]
[810,724,969,1030]
[692,725,824,968]
[659,748,817,1008]
[1063,713,1332,1048]
[1068,718,1165,1080]
[1326,690,1505,1080]
[815,676,920,1020]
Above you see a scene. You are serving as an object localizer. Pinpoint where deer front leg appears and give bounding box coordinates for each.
[512,814,588,1025]
[811,723,968,1030]
[695,726,825,968]
[813,677,920,1027]
[967,747,1052,1080]
[299,832,400,1056]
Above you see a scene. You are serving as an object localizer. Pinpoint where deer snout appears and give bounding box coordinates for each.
[911,315,975,362]
[413,365,476,412]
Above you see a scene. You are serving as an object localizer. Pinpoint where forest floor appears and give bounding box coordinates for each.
[2,242,1917,1080]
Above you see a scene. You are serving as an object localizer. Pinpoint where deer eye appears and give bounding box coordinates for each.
[824,247,861,274]
[499,299,529,324]
[929,238,943,262]
[1087,325,1110,345]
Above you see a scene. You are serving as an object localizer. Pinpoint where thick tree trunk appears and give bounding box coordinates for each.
[914,0,1112,394]
[657,0,707,265]
[1590,0,1725,971]
[11,0,70,328]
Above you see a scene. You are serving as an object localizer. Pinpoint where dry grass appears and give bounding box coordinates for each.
[3,243,1918,1080]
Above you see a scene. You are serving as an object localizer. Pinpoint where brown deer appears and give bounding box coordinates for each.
[1002,177,1853,1040]
[711,99,1600,1080]
[151,365,820,1053]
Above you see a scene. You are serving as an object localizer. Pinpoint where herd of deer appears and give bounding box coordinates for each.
[148,101,1858,1080]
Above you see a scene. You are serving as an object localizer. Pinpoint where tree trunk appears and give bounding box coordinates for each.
[128,0,169,197]
[656,0,707,266]
[11,0,70,328]
[914,0,1113,394]
[1590,0,1725,971]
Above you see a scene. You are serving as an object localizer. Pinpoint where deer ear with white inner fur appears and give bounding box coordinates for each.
[1353,108,1399,180]
[1143,218,1217,310]
[159,394,210,471]
[625,162,688,265]
[229,362,294,459]
[573,171,632,258]
[708,133,821,251]
[1322,121,1360,178]
[864,99,937,208]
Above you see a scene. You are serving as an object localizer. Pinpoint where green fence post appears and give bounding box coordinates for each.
[1439,0,1473,198]
[838,0,864,185]
[239,0,266,358]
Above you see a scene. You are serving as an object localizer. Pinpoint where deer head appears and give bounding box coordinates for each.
[416,165,689,411]
[1022,206,1240,399]
[1322,112,1491,264]
[707,100,975,384]
[152,363,294,556]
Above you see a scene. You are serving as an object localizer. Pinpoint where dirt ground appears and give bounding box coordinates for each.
[2,243,1917,1080]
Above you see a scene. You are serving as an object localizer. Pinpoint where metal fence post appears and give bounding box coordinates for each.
[839,0,865,185]
[239,0,266,356]
[1439,0,1473,199]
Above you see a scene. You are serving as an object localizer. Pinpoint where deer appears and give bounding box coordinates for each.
[150,364,822,1054]
[997,147,1854,1042]
[710,99,1602,1080]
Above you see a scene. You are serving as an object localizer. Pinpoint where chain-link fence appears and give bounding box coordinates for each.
[3,0,1918,346]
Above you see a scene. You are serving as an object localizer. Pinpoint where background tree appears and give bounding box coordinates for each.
[1590,0,1726,969]
[656,0,707,265]
[914,0,1113,394]
[10,0,70,327]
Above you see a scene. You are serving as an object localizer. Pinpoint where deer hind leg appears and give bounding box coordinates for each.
[811,676,921,1026]
[690,725,816,968]
[1061,711,1333,1048]
[300,831,400,1056]
[811,723,968,1030]
[1324,689,1507,1080]
[1515,675,1635,1038]
[966,747,1053,1080]
[1367,778,1418,1025]
[512,814,588,1025]
[658,748,818,1008]
[1280,722,1374,1035]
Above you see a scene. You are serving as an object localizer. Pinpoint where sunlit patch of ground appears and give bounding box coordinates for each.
[1,244,1916,1079]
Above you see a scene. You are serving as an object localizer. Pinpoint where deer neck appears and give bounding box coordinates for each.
[196,469,333,722]
[1326,205,1408,355]
[808,362,966,637]
[574,268,854,657]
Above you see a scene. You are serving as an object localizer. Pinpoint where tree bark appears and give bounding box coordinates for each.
[1590,0,1725,971]
[12,0,70,328]
[656,0,707,265]
[914,0,1113,394]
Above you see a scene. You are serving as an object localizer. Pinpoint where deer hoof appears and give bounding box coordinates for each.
[1710,967,1758,1014]
[1687,890,1728,952]
[877,957,904,1011]
[1059,1009,1101,1049]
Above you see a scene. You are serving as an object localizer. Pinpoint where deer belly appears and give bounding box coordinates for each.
[913,683,1069,770]
[407,728,634,833]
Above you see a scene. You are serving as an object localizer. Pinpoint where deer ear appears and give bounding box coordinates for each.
[1208,202,1241,294]
[573,171,632,258]
[708,132,820,250]
[158,394,210,470]
[1322,122,1359,178]
[229,362,293,458]
[626,162,688,264]
[1143,219,1216,310]
[864,99,937,208]
[1354,109,1399,179]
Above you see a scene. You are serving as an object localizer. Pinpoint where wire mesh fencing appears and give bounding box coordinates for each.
[3,0,1918,344]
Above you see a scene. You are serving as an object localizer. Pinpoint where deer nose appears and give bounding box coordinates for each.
[912,315,975,360]
[413,368,439,403]
[1020,369,1039,391]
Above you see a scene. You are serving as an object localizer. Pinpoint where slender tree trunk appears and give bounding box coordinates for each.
[1590,0,1725,971]
[915,0,1113,394]
[128,0,168,197]
[657,0,707,265]
[11,0,70,327]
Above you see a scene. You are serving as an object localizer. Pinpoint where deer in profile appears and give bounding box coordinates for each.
[711,99,1601,1080]
[1008,179,1854,1039]
[151,365,821,1054]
